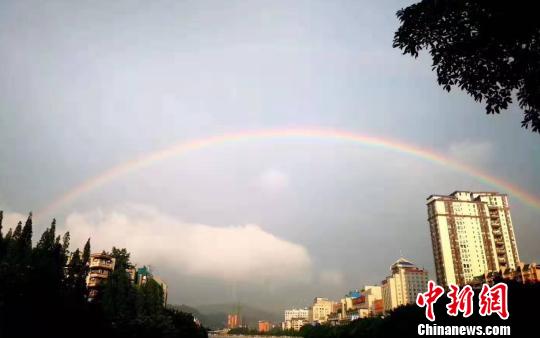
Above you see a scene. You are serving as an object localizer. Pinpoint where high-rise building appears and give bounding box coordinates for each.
[427,191,520,287]
[86,252,116,301]
[381,258,428,312]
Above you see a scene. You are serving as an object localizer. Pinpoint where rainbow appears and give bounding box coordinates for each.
[36,127,540,218]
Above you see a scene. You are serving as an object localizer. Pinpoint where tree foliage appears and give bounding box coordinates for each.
[393,0,540,132]
[0,210,207,338]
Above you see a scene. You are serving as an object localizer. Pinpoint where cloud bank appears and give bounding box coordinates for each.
[64,204,312,283]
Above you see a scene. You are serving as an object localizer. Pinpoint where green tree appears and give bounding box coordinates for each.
[393,0,540,132]
[136,279,164,317]
[101,248,137,324]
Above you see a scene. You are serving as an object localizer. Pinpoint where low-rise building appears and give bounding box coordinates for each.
[283,307,310,331]
[284,308,310,321]
[285,318,308,331]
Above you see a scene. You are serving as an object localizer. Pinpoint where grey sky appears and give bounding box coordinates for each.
[1,0,539,313]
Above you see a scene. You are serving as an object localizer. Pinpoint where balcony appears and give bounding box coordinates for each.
[89,271,109,279]
[90,260,114,269]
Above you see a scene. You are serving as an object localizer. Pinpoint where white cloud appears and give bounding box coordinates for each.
[63,204,312,283]
[256,169,289,193]
[0,210,28,230]
[448,140,493,165]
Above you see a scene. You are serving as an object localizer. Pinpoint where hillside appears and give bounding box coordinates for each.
[171,303,281,330]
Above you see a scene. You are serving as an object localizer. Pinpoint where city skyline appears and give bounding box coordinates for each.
[1,0,539,313]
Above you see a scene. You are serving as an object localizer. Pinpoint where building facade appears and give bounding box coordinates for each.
[473,262,540,285]
[86,252,115,300]
[381,258,428,312]
[357,285,383,318]
[284,308,310,321]
[427,191,520,287]
[283,308,310,331]
[310,297,333,323]
[135,266,168,305]
[283,318,308,331]
[227,314,241,329]
[258,321,271,332]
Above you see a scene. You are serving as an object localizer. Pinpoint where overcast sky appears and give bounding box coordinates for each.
[1,0,539,313]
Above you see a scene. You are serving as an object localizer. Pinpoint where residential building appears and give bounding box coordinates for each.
[134,265,168,305]
[427,191,520,287]
[381,258,428,312]
[373,299,384,316]
[356,285,383,318]
[136,266,152,285]
[473,262,540,285]
[127,266,137,283]
[310,297,333,323]
[86,252,115,301]
[340,296,355,318]
[283,318,308,331]
[284,308,310,321]
[258,321,271,332]
[283,308,310,331]
[152,275,168,305]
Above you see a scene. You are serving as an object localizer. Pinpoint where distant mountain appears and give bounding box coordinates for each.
[169,304,227,330]
[170,303,281,330]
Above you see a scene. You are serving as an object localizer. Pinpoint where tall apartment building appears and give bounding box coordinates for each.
[427,191,520,287]
[310,297,333,323]
[381,258,428,312]
[86,252,116,300]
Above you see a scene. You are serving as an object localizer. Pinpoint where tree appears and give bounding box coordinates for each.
[101,248,137,324]
[1,215,207,338]
[110,247,131,270]
[393,0,540,132]
[0,210,3,240]
[82,238,91,265]
[0,211,4,259]
[37,218,57,251]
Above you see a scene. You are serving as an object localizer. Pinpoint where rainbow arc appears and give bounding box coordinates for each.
[36,127,540,218]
